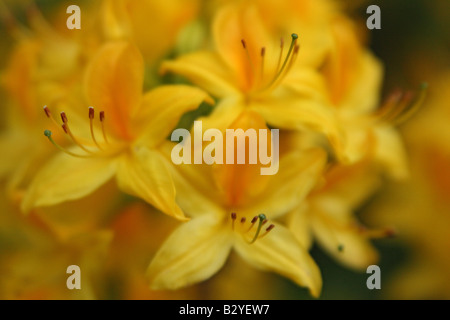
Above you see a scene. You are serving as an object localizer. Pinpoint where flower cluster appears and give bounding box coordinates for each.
[0,0,425,299]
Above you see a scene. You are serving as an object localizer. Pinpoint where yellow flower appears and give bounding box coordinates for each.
[147,111,326,297]
[160,2,342,152]
[368,73,450,299]
[21,41,213,221]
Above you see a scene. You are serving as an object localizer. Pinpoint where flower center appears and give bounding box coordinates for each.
[43,106,125,158]
[240,33,300,97]
[229,212,275,244]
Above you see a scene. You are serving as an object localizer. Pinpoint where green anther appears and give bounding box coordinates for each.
[250,214,268,244]
[291,33,298,40]
[44,130,52,137]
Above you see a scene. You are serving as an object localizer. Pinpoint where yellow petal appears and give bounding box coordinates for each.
[147,214,232,290]
[135,85,214,147]
[212,3,273,92]
[288,204,313,250]
[160,51,240,98]
[116,147,187,221]
[234,223,322,298]
[85,41,144,141]
[249,91,344,158]
[373,125,409,180]
[241,148,326,219]
[310,201,379,271]
[21,152,116,213]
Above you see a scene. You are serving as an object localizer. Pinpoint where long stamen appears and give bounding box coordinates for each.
[269,34,298,87]
[241,39,255,76]
[275,37,285,74]
[247,216,258,232]
[250,214,267,244]
[231,212,237,230]
[99,111,109,144]
[44,130,89,158]
[89,107,103,150]
[258,224,275,240]
[260,47,266,82]
[60,112,94,154]
[393,82,428,125]
[43,106,61,128]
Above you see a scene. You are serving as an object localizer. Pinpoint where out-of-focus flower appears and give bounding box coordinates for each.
[286,14,425,271]
[147,111,326,297]
[0,188,113,299]
[21,41,213,221]
[368,73,450,299]
[101,0,200,63]
[0,2,102,203]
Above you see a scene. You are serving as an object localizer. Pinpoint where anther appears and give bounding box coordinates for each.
[99,111,105,122]
[241,39,247,49]
[250,214,267,244]
[62,123,68,134]
[231,212,237,230]
[43,106,51,118]
[240,217,246,223]
[99,111,109,144]
[259,224,275,240]
[89,106,95,119]
[60,112,68,124]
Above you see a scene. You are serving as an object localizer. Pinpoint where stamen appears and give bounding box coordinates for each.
[231,212,237,230]
[240,217,246,224]
[259,224,275,240]
[393,82,428,125]
[247,216,258,232]
[60,115,94,154]
[99,111,109,144]
[250,214,267,244]
[266,33,298,89]
[275,37,285,74]
[44,130,89,158]
[60,111,68,124]
[88,107,103,150]
[241,38,255,75]
[43,106,60,128]
[260,47,266,81]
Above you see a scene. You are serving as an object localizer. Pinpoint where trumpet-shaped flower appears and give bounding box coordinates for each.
[160,3,343,153]
[147,111,326,297]
[21,41,213,221]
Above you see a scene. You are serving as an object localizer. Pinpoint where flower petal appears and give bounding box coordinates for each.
[21,152,116,213]
[85,41,144,140]
[160,51,240,99]
[240,148,327,219]
[147,214,232,290]
[135,85,214,147]
[310,201,379,270]
[235,223,322,298]
[116,147,187,221]
[249,91,344,158]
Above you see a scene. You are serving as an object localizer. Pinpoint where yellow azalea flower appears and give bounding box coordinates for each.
[0,189,112,299]
[160,2,343,152]
[0,3,101,201]
[147,111,326,297]
[21,41,213,221]
[289,158,390,270]
[101,0,200,63]
[319,16,412,176]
